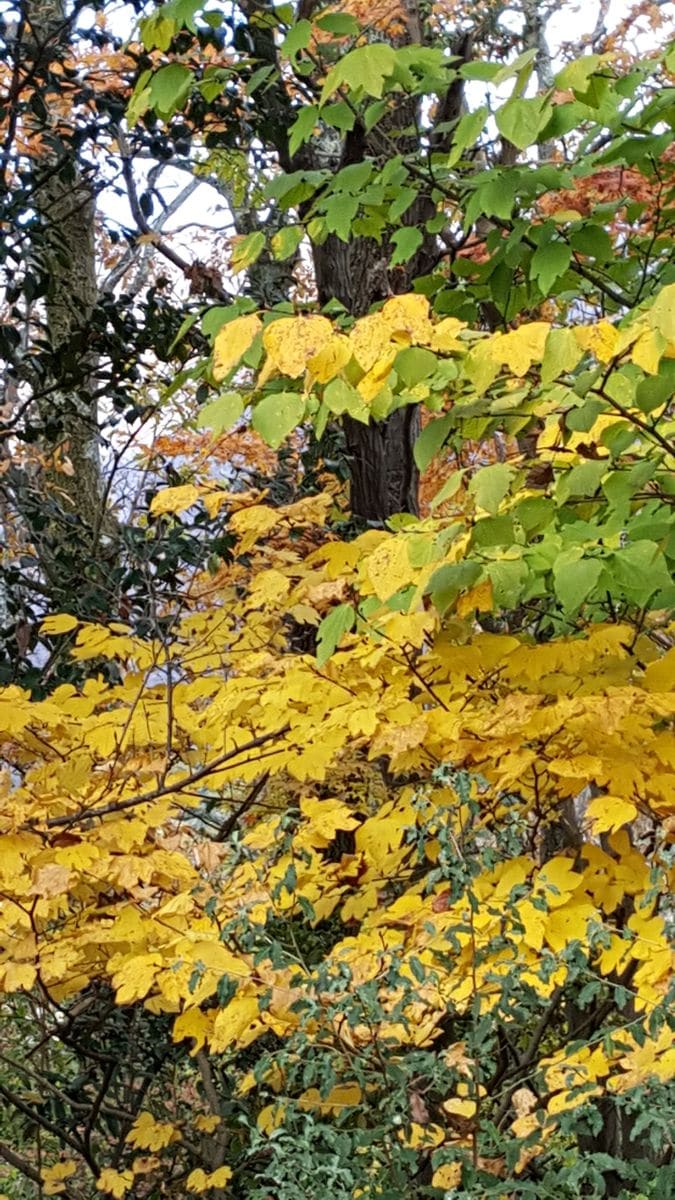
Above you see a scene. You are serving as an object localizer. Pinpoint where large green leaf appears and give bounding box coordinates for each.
[252,393,305,449]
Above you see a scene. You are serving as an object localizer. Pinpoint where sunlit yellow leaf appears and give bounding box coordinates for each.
[40,613,79,635]
[42,1162,77,1196]
[263,315,333,377]
[96,1169,134,1198]
[213,314,262,381]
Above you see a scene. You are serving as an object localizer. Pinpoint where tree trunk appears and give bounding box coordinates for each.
[24,0,111,583]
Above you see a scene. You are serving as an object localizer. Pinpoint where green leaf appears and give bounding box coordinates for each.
[610,541,672,606]
[555,460,606,505]
[425,562,481,614]
[542,327,584,385]
[429,469,465,510]
[315,11,359,35]
[196,392,244,435]
[394,347,437,388]
[321,43,396,104]
[388,187,417,222]
[413,413,453,471]
[468,463,515,515]
[316,604,355,666]
[149,64,192,118]
[447,105,488,166]
[322,101,355,132]
[495,96,553,151]
[252,393,305,448]
[323,378,369,422]
[271,225,304,261]
[231,231,265,273]
[553,555,603,612]
[389,226,423,267]
[282,19,312,58]
[531,241,572,295]
[288,106,319,156]
[324,194,359,242]
[556,55,602,95]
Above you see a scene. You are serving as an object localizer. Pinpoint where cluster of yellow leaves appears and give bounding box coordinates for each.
[2,291,675,1186]
[206,287,675,448]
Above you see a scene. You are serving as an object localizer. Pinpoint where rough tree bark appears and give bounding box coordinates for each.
[23,0,111,582]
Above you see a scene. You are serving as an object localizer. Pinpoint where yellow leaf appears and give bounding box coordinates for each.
[400,1122,445,1149]
[2,962,37,992]
[96,1169,134,1198]
[299,1082,362,1114]
[31,863,71,898]
[586,794,638,834]
[349,313,395,371]
[643,647,675,692]
[263,315,333,378]
[442,1097,476,1119]
[536,857,581,903]
[213,314,262,382]
[381,294,433,343]
[187,1166,233,1193]
[211,993,261,1052]
[631,328,665,375]
[306,335,352,383]
[42,1162,77,1196]
[257,1102,286,1134]
[126,1111,180,1151]
[40,613,79,635]
[430,316,466,353]
[194,1114,221,1132]
[150,484,202,516]
[229,504,279,553]
[456,578,493,617]
[111,954,162,1004]
[574,321,618,363]
[493,322,549,376]
[431,1162,462,1189]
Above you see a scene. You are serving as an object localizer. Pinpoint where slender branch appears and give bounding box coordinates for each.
[33,726,289,830]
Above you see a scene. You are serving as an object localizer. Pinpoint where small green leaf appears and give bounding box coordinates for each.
[553,556,603,612]
[531,241,572,295]
[394,347,437,388]
[196,392,244,434]
[429,469,465,511]
[542,327,584,385]
[282,19,312,59]
[252,393,305,448]
[271,225,304,261]
[316,604,355,666]
[149,64,192,118]
[288,105,319,156]
[496,96,553,151]
[556,55,602,95]
[322,101,355,132]
[468,463,515,515]
[413,413,453,472]
[321,43,396,104]
[389,226,423,266]
[231,231,265,273]
[315,11,359,35]
[324,378,369,423]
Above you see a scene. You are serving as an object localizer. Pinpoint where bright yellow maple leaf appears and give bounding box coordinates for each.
[96,1169,134,1198]
[41,1162,77,1196]
[187,1166,233,1192]
[126,1111,180,1152]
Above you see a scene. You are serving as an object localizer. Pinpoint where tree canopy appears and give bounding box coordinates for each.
[0,0,674,1197]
